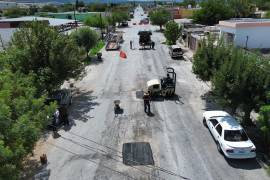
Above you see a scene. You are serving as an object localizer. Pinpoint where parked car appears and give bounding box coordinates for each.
[203,111,256,159]
[169,45,183,59]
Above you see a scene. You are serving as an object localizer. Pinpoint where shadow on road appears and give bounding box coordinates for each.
[21,158,50,180]
[65,90,99,130]
[225,158,262,170]
[201,91,221,111]
[85,56,104,66]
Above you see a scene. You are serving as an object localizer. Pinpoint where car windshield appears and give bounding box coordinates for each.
[224,130,248,142]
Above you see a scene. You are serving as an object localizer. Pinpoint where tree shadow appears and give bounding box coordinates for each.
[201,91,221,111]
[63,90,100,131]
[21,158,50,180]
[154,29,164,33]
[84,56,104,66]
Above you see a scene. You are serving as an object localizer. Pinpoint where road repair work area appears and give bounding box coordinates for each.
[35,7,269,180]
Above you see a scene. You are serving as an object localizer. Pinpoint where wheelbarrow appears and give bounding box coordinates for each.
[97,52,102,60]
[114,100,121,111]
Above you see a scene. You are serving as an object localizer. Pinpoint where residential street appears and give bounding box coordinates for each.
[42,7,269,180]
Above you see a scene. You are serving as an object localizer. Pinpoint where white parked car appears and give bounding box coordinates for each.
[203,111,256,159]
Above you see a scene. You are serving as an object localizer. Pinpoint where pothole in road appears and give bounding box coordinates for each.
[122,142,154,166]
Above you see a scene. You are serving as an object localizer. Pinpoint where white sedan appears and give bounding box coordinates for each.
[203,111,256,159]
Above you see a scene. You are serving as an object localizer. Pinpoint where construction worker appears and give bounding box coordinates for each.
[143,91,151,113]
[151,41,155,49]
[130,40,133,49]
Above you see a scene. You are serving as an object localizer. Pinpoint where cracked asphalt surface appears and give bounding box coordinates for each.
[43,7,269,180]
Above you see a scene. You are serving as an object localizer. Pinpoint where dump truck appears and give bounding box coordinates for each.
[138,30,152,49]
[147,67,176,97]
[105,32,123,51]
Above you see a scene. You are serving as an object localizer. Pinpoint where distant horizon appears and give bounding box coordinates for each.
[0,0,183,4]
[3,0,183,4]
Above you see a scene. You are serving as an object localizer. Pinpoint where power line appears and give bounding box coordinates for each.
[67,131,190,180]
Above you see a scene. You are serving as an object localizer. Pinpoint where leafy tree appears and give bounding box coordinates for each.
[112,11,129,26]
[178,0,197,7]
[0,70,56,179]
[192,0,233,25]
[84,14,107,31]
[228,0,254,18]
[164,20,181,45]
[8,21,84,93]
[28,5,38,15]
[265,11,270,18]
[149,8,171,30]
[3,7,28,18]
[75,0,85,9]
[254,0,270,10]
[40,5,58,13]
[258,103,270,150]
[71,27,99,58]
[87,3,107,12]
[212,50,270,125]
[192,36,231,81]
[59,3,74,12]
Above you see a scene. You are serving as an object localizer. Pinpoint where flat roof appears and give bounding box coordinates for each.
[219,18,270,28]
[0,16,76,26]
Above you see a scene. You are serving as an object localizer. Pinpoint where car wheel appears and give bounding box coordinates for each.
[203,117,207,127]
[217,142,222,154]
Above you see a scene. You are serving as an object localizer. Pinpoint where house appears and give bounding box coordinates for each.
[219,18,270,49]
[0,16,77,48]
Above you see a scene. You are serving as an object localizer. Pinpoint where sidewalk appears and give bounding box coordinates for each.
[177,40,194,61]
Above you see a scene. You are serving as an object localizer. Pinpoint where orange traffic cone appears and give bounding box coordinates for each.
[120,50,127,59]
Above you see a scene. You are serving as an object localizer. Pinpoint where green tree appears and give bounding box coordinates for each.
[265,11,270,18]
[87,3,107,12]
[228,0,254,18]
[258,103,270,150]
[192,36,231,81]
[192,0,233,25]
[111,11,129,26]
[28,5,38,15]
[59,3,74,12]
[149,8,171,30]
[71,27,99,58]
[8,21,84,93]
[40,5,58,13]
[178,0,197,7]
[213,50,270,125]
[0,70,56,179]
[84,14,107,31]
[164,20,181,45]
[3,7,28,18]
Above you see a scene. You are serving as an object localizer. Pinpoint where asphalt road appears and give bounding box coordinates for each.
[42,6,269,180]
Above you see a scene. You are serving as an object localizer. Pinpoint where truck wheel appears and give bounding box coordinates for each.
[203,118,207,127]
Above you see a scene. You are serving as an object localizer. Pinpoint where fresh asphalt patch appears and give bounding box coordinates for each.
[122,142,154,166]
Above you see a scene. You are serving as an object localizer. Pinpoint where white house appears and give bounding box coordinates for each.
[219,18,270,49]
[0,16,77,48]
